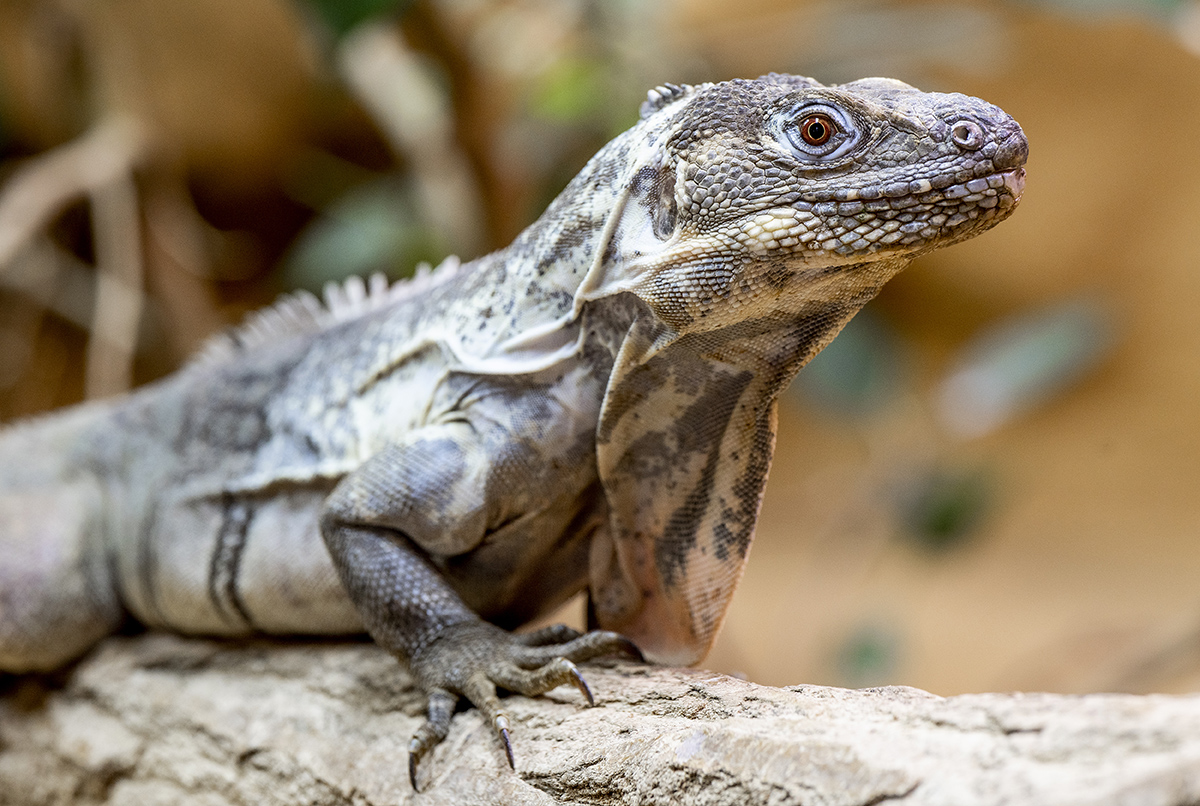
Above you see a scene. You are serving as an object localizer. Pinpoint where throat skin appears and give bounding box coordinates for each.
[586,256,910,665]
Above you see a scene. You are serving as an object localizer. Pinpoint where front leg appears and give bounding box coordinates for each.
[318,427,638,789]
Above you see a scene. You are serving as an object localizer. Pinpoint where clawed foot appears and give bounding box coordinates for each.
[406,622,641,789]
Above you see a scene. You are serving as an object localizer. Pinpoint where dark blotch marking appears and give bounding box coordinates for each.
[208,493,256,629]
[534,220,592,277]
[630,163,680,242]
[655,367,752,588]
[174,340,309,460]
[600,302,860,590]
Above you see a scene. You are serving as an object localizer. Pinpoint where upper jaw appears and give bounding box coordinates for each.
[755,164,1026,261]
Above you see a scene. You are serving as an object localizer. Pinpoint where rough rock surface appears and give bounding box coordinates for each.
[2,634,1199,805]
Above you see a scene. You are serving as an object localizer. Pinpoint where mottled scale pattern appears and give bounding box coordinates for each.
[0,73,1026,786]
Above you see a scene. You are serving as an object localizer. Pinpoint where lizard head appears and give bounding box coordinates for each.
[582,73,1027,334]
[585,75,1027,668]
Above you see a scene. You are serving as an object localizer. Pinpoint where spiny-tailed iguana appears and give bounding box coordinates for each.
[0,74,1026,787]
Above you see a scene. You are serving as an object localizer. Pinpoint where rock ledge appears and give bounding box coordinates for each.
[3,635,1199,805]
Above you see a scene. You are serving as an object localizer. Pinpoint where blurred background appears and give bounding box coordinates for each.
[1,0,1198,696]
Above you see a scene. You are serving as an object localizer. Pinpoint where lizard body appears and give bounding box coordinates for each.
[0,74,1026,783]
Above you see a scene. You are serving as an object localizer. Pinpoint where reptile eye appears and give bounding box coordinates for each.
[779,103,859,161]
[799,114,835,145]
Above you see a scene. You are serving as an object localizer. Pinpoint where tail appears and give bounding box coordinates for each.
[0,402,123,672]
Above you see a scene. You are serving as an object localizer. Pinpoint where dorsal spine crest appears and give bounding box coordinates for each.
[190,256,463,368]
[640,83,694,119]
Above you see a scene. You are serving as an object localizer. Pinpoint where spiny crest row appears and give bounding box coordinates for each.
[191,255,464,368]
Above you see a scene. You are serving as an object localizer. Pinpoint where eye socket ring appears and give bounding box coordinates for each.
[779,103,860,161]
[798,114,836,146]
[950,119,985,151]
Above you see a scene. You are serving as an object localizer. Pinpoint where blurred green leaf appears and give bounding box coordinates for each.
[1015,0,1182,18]
[299,0,414,38]
[531,58,612,123]
[792,308,905,417]
[281,148,380,213]
[901,466,992,553]
[281,177,438,291]
[836,622,901,688]
[936,298,1113,438]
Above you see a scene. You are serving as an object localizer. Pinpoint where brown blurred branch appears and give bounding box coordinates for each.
[336,21,485,258]
[0,118,146,274]
[84,172,143,399]
[0,117,148,399]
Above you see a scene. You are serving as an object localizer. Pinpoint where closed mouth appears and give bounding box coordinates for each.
[1001,167,1026,201]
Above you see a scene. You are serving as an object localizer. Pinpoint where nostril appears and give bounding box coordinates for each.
[993,130,1029,170]
[951,120,985,151]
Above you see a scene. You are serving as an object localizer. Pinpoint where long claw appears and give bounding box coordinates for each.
[408,741,420,791]
[568,663,595,706]
[407,688,457,790]
[495,714,514,769]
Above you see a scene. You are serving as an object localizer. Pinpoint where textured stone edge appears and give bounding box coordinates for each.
[2,634,1200,806]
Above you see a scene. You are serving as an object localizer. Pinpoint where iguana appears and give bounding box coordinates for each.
[0,73,1026,786]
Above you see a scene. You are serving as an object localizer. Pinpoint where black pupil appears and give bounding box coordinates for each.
[801,115,833,145]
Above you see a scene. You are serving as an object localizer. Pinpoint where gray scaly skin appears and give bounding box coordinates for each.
[0,74,1026,787]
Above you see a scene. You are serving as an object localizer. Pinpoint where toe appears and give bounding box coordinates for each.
[514,624,584,646]
[462,672,515,769]
[514,630,643,666]
[491,657,595,705]
[408,688,457,790]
